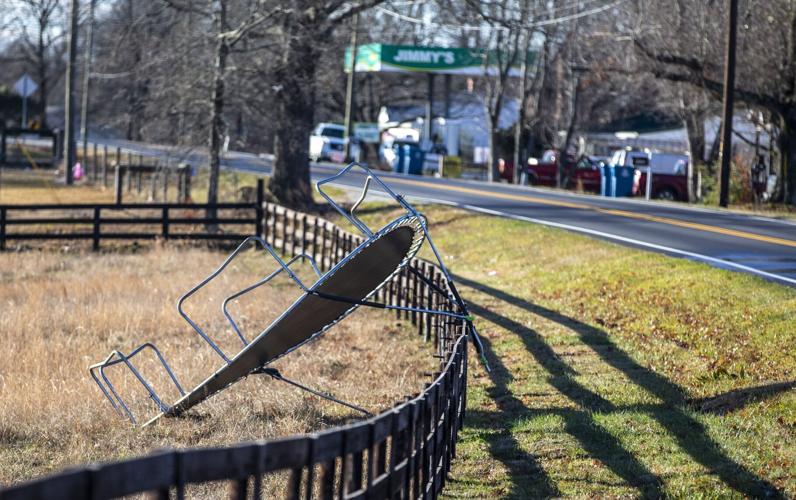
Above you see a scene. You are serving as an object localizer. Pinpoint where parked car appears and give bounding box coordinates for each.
[309,123,346,163]
[608,149,689,201]
[524,150,605,193]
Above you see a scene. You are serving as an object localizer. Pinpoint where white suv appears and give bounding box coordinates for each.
[309,123,346,162]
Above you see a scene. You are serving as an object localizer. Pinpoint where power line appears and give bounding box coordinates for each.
[530,0,625,27]
[376,0,625,33]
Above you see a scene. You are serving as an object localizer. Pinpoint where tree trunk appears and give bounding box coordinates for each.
[37,29,48,129]
[206,1,229,220]
[686,112,706,165]
[558,75,581,189]
[487,116,500,183]
[684,112,705,202]
[782,113,796,204]
[269,36,316,209]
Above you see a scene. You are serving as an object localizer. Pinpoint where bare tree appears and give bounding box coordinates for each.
[632,0,796,204]
[9,0,65,128]
[264,0,387,208]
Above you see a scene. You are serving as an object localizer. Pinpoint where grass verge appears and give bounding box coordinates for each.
[3,171,795,496]
[350,203,796,498]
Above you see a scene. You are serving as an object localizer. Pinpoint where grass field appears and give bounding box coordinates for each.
[0,247,433,488]
[0,168,264,205]
[2,171,795,497]
[345,202,796,498]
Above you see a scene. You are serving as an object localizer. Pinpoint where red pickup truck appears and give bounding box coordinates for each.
[524,149,689,201]
[609,150,689,201]
[523,151,604,193]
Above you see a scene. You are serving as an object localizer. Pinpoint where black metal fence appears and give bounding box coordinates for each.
[0,202,470,500]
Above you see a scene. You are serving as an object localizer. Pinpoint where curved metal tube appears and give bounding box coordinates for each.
[89,342,186,424]
[222,253,322,346]
[316,163,490,370]
[177,236,310,363]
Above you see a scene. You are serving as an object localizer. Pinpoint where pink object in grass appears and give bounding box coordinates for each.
[74,162,83,180]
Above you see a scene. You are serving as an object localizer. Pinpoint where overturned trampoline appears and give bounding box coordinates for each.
[89,164,488,426]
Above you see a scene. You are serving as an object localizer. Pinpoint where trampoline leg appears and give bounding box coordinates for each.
[255,367,373,417]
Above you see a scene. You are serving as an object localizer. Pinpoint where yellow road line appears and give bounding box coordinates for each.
[386,176,796,249]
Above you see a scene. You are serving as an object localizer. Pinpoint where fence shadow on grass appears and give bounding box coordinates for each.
[467,306,664,499]
[456,274,784,499]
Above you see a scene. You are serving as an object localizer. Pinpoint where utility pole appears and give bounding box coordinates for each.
[63,0,79,185]
[718,0,739,208]
[343,13,359,163]
[80,0,97,154]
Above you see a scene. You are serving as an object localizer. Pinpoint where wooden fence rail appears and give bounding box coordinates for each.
[0,181,265,251]
[0,201,470,500]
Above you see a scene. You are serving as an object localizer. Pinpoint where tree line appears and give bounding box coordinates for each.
[2,0,795,207]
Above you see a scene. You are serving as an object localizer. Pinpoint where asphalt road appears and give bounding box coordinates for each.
[95,139,796,288]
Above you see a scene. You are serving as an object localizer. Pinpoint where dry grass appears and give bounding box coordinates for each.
[0,169,117,205]
[0,246,433,486]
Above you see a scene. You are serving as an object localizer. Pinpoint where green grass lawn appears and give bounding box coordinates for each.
[353,203,796,498]
[4,171,794,497]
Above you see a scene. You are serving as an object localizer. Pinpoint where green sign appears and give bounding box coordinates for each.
[353,122,380,143]
[345,44,535,77]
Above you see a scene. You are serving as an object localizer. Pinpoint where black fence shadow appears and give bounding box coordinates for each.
[691,380,796,415]
[468,308,663,499]
[457,274,784,499]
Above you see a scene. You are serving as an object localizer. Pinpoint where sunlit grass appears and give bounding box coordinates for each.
[352,203,796,498]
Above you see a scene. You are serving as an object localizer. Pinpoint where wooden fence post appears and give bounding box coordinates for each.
[126,156,132,193]
[319,460,335,500]
[291,211,298,257]
[102,144,109,187]
[162,207,169,240]
[185,166,192,202]
[285,468,302,500]
[0,207,6,251]
[301,215,307,256]
[255,179,264,238]
[114,164,123,205]
[149,166,158,201]
[163,168,170,202]
[346,452,363,495]
[175,169,182,201]
[92,142,98,181]
[228,477,248,500]
[263,202,270,243]
[92,207,101,251]
[312,218,319,264]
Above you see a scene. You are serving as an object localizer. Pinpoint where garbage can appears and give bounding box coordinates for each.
[600,164,613,196]
[391,142,425,175]
[612,165,635,197]
[407,145,425,175]
[391,142,409,174]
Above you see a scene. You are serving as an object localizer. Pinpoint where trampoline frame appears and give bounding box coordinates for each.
[89,164,488,425]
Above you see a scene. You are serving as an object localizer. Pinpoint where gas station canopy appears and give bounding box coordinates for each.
[345,44,535,77]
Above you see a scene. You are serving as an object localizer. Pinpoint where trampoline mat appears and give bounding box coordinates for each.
[146,217,424,425]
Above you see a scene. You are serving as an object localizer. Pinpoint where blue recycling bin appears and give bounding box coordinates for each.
[612,166,635,197]
[600,164,613,196]
[391,142,425,175]
[391,143,408,174]
[407,146,425,175]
